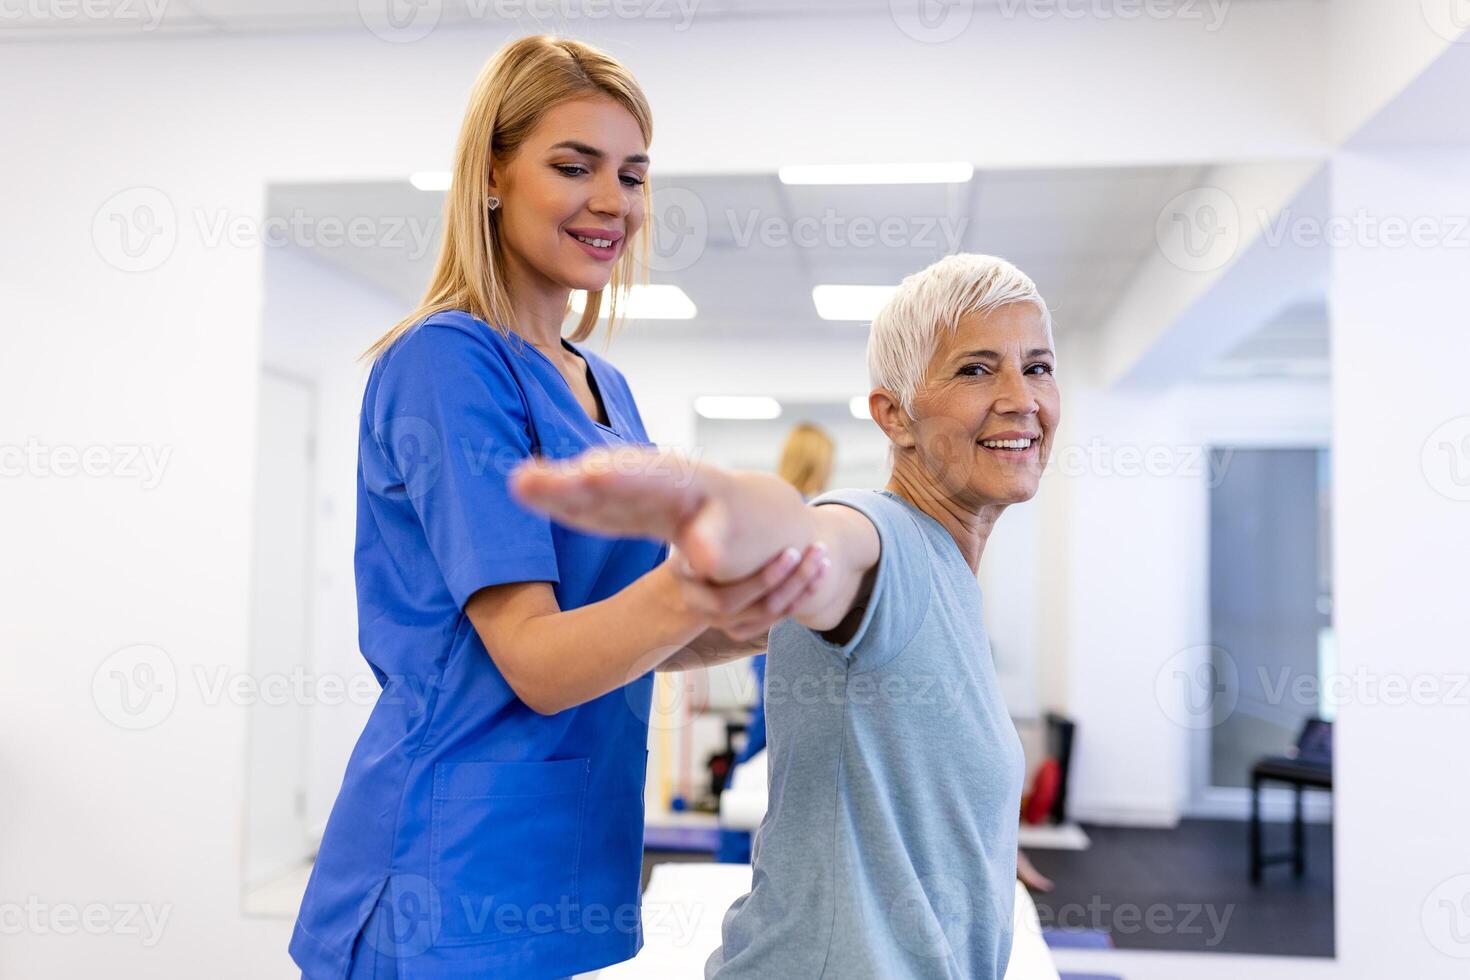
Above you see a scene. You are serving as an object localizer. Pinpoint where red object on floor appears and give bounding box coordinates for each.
[1024,757,1061,825]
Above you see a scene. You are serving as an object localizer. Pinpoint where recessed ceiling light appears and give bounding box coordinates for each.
[778,162,974,185]
[571,284,697,320]
[694,396,783,421]
[409,171,451,191]
[812,284,898,322]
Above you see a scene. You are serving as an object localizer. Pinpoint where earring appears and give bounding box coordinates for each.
[487,196,501,212]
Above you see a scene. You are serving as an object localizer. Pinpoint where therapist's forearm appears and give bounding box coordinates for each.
[657,626,768,672]
[506,562,707,715]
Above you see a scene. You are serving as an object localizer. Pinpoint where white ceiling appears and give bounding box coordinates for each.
[0,0,1288,41]
[0,0,889,38]
[1204,296,1329,380]
[269,165,1214,342]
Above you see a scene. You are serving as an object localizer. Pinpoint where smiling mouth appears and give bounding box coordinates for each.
[978,437,1038,451]
[570,232,616,248]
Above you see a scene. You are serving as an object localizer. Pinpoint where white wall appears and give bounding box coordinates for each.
[1327,146,1470,980]
[1327,0,1465,142]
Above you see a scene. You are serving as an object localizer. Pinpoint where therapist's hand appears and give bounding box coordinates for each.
[671,542,831,641]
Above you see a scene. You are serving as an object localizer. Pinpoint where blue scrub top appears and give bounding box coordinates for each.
[290,310,668,980]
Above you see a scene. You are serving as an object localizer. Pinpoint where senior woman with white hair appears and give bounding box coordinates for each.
[511,253,1059,980]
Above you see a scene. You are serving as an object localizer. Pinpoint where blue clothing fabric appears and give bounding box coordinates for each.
[739,654,768,764]
[715,827,752,866]
[343,898,400,980]
[290,310,667,980]
[706,489,1025,980]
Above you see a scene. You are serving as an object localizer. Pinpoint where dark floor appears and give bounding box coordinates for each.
[646,818,1334,958]
[1026,818,1334,957]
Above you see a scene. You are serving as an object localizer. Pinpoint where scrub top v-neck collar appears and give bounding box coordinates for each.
[517,333,618,436]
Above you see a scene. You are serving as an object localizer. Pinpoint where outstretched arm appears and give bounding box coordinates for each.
[510,447,881,638]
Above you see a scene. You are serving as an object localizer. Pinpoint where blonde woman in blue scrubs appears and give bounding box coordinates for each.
[289,36,829,980]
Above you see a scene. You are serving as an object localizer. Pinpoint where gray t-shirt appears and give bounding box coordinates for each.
[706,489,1025,980]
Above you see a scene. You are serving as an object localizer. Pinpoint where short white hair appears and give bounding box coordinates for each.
[867,253,1053,416]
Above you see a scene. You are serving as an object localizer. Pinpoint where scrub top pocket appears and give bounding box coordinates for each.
[430,757,590,946]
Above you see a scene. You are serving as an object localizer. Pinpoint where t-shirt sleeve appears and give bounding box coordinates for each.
[368,321,559,608]
[804,489,932,671]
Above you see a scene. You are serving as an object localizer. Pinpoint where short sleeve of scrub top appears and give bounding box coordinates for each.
[289,310,669,980]
[368,312,561,604]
